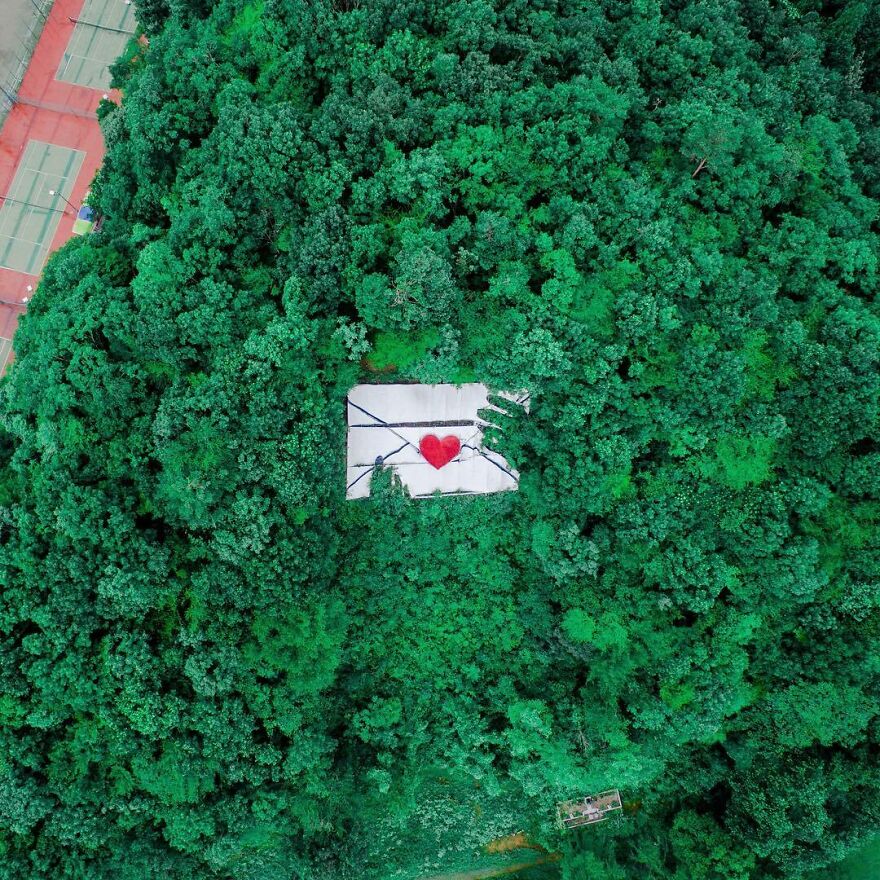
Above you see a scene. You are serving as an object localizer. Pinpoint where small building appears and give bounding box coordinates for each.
[556,790,623,830]
[345,383,529,499]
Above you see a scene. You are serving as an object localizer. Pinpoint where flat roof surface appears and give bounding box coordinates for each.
[346,384,528,499]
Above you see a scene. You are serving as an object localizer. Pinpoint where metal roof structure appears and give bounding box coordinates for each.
[345,383,529,499]
[556,790,623,830]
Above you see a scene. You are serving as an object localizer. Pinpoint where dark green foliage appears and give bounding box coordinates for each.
[1,0,879,878]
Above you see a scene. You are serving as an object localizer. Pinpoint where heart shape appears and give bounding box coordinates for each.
[420,434,461,469]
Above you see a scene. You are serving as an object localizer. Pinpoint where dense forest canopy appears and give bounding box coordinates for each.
[1,0,879,877]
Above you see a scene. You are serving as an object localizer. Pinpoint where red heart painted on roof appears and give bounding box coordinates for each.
[420,435,461,469]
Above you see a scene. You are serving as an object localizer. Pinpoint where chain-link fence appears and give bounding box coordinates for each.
[0,0,55,125]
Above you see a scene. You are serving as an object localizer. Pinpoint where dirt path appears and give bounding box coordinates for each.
[420,854,560,880]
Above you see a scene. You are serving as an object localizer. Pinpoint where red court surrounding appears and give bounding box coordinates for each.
[0,0,116,373]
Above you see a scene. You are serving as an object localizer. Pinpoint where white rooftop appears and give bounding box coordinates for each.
[346,383,529,499]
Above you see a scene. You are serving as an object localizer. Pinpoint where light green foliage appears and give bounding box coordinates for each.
[769,682,876,748]
[710,433,777,490]
[368,328,442,371]
[0,0,879,879]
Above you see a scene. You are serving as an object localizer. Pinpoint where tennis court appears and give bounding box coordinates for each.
[0,337,13,372]
[0,140,85,275]
[56,0,137,90]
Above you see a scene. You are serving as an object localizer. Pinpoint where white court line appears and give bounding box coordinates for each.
[0,207,31,241]
[0,204,51,242]
[59,54,109,88]
[0,143,84,271]
[5,170,61,210]
[15,171,57,193]
[0,243,50,273]
[3,227,50,248]
[1,227,49,248]
[0,250,49,272]
[64,53,100,63]
[0,207,55,271]
[0,340,13,372]
[0,203,55,246]
[56,55,76,81]
[2,172,77,231]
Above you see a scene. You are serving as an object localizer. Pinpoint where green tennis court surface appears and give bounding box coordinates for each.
[0,140,85,275]
[56,0,137,90]
[0,337,13,372]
